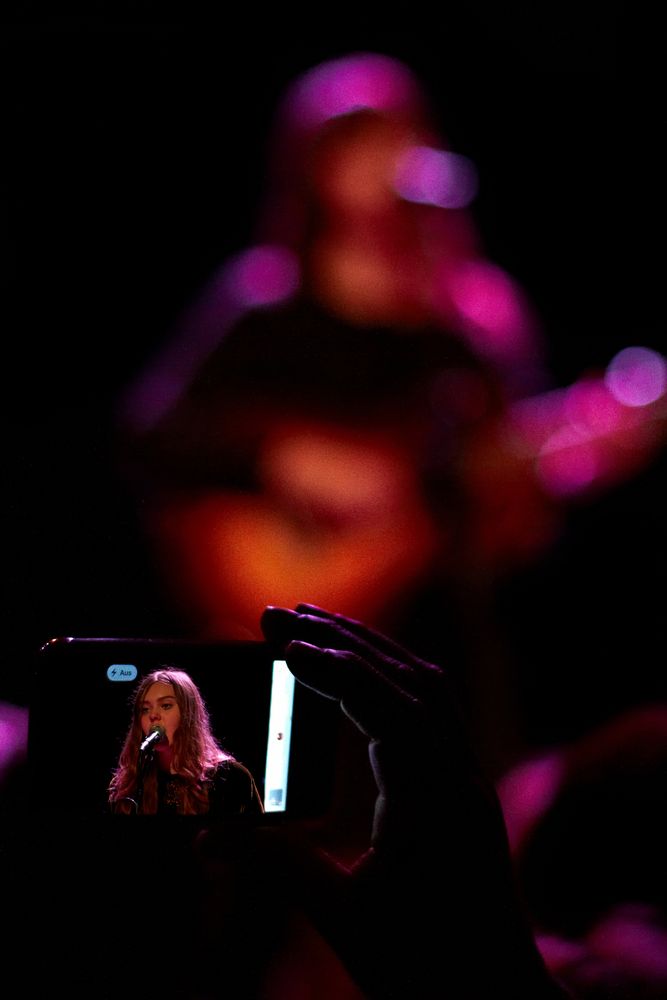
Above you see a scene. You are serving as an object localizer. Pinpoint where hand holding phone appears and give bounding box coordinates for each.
[255,603,569,999]
[20,608,568,999]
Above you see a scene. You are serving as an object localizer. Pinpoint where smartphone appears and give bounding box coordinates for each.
[27,635,339,822]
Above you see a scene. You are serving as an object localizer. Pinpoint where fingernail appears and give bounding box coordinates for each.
[261,606,299,642]
[263,606,299,619]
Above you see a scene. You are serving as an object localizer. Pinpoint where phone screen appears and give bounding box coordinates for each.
[27,636,338,821]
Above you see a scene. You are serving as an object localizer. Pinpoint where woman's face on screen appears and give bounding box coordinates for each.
[139,682,181,744]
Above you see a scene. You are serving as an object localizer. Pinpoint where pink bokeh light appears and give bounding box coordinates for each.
[0,702,28,783]
[291,52,422,128]
[447,259,533,362]
[563,378,627,434]
[227,245,300,307]
[605,346,667,408]
[537,426,600,496]
[393,145,479,209]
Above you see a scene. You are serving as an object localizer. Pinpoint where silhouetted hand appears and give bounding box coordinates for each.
[259,603,570,999]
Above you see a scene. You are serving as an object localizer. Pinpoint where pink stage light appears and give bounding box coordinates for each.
[292,52,421,127]
[449,259,531,360]
[393,145,479,209]
[563,378,626,434]
[227,245,300,307]
[537,426,599,496]
[605,346,667,408]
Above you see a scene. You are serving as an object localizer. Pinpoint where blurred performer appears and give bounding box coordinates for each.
[116,51,667,779]
[257,52,547,394]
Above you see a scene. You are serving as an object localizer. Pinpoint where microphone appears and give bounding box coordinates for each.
[140,725,166,753]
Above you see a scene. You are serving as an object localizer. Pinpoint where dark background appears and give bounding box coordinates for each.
[3,8,665,753]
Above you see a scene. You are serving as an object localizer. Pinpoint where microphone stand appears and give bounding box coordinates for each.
[135,746,156,814]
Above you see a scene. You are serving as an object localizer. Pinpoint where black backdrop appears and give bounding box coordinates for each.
[3,10,665,752]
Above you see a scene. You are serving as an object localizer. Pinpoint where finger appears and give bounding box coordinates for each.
[284,639,424,742]
[291,607,450,713]
[293,603,436,672]
[264,604,420,669]
[262,608,415,697]
[263,606,419,694]
[262,605,446,709]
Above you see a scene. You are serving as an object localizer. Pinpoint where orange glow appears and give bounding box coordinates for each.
[146,421,443,639]
[150,489,440,640]
[258,423,424,526]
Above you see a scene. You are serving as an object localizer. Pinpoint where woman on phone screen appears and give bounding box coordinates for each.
[108,667,264,816]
